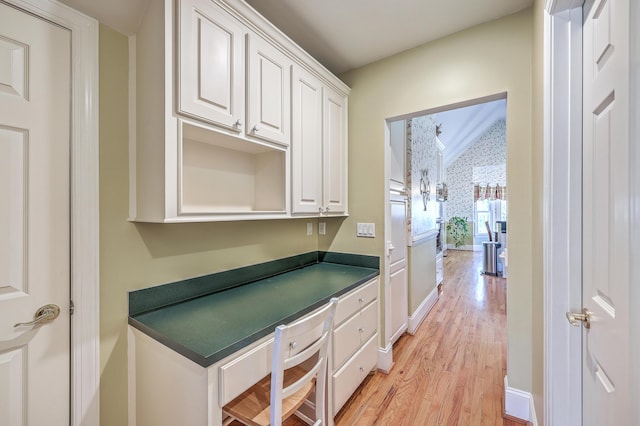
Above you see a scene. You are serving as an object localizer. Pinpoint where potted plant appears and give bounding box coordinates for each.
[446,216,470,248]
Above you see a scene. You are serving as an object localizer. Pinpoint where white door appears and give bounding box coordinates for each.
[0,3,71,425]
[581,0,630,423]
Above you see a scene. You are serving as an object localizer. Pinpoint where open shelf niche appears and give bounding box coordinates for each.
[179,121,287,214]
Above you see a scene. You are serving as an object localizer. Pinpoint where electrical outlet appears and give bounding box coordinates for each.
[319,222,326,235]
[356,223,375,238]
[306,222,313,236]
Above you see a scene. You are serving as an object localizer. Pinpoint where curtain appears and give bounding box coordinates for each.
[473,183,507,201]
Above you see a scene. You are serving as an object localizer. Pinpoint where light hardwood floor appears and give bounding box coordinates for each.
[243,250,525,426]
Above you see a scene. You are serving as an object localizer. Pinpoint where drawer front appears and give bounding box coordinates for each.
[436,256,443,284]
[332,333,378,415]
[332,300,377,369]
[218,339,273,406]
[334,278,378,326]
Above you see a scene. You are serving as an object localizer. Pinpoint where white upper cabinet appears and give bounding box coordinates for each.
[291,66,323,214]
[322,86,348,215]
[291,67,348,216]
[246,34,291,146]
[130,0,349,222]
[178,0,245,132]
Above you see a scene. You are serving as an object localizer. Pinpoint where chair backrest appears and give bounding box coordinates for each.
[270,297,338,426]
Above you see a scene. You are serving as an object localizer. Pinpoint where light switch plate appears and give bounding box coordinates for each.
[356,222,375,238]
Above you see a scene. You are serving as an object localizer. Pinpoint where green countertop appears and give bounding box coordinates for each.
[129,254,379,367]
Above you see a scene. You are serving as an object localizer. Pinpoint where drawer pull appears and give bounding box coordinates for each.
[359,366,365,372]
[358,298,364,303]
[289,341,297,350]
[358,327,364,333]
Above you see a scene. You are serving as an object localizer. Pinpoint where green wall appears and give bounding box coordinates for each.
[337,7,536,397]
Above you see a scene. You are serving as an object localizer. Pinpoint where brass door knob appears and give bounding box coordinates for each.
[566,308,591,328]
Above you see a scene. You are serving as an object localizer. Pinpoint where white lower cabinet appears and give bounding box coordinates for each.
[332,334,378,415]
[129,277,379,425]
[330,278,379,416]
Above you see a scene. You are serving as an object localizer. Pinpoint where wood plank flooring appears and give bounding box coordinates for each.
[254,250,524,426]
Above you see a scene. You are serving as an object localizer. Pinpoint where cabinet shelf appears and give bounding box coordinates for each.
[180,122,286,214]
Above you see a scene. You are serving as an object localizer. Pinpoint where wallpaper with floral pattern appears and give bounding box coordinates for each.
[445,119,507,220]
[408,115,440,238]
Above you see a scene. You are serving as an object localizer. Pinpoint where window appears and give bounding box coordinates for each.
[475,199,506,237]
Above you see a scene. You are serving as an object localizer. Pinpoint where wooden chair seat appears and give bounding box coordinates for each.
[224,366,314,426]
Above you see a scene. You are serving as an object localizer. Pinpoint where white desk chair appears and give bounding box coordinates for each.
[223,297,339,426]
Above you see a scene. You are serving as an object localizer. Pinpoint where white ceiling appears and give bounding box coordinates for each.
[245,0,533,74]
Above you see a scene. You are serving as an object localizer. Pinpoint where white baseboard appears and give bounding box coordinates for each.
[504,376,538,425]
[377,343,393,374]
[446,244,480,251]
[408,286,439,334]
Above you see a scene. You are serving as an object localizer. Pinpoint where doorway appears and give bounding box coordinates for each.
[384,93,509,370]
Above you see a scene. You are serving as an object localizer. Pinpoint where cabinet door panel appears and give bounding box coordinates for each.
[178,0,244,130]
[247,34,291,146]
[291,66,322,213]
[323,86,347,214]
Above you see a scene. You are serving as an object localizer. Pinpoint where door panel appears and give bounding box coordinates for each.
[322,86,347,214]
[0,3,70,424]
[582,0,630,423]
[178,0,245,130]
[291,66,322,214]
[388,195,408,343]
[247,34,291,146]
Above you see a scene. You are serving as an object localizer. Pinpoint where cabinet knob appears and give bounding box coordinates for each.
[289,341,297,350]
[359,366,365,372]
[234,119,242,128]
[325,206,330,212]
[358,327,364,333]
[318,207,324,213]
[252,125,259,133]
[358,298,364,303]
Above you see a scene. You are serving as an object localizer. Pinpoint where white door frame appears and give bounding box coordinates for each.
[543,1,584,425]
[4,1,100,425]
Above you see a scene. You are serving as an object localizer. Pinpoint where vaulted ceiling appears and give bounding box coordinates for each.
[432,99,507,168]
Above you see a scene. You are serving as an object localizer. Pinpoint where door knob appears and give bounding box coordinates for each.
[566,308,591,329]
[14,304,60,328]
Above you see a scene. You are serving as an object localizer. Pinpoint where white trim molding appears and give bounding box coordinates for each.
[377,343,394,374]
[504,376,538,425]
[543,3,583,426]
[5,1,101,425]
[407,286,438,334]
